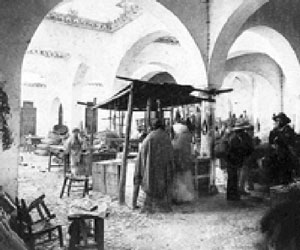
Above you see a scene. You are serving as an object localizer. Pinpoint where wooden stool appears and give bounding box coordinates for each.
[68,214,104,250]
[60,174,89,198]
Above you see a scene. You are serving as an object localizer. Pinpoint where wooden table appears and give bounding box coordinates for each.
[68,213,104,250]
[24,135,44,152]
[49,145,118,173]
[92,151,117,162]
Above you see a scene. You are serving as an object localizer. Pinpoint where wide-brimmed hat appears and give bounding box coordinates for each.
[232,121,253,131]
[272,112,291,124]
[72,127,80,133]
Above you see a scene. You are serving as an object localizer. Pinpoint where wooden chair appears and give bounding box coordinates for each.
[60,174,90,198]
[60,153,91,198]
[15,195,63,250]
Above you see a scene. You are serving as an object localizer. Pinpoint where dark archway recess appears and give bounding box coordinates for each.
[148,72,177,84]
[146,72,177,120]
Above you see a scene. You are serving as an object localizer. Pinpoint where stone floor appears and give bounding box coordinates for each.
[18,152,269,250]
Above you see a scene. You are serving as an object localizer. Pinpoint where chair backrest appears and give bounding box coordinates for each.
[15,197,33,238]
[27,194,56,224]
[15,195,56,236]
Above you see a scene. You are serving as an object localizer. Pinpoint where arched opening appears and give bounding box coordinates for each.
[217,71,278,141]
[228,25,300,130]
[50,97,62,130]
[208,0,268,87]
[148,71,176,83]
[17,0,208,206]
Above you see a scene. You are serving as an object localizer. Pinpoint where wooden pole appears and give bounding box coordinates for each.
[208,99,218,194]
[170,107,174,127]
[157,99,163,121]
[88,98,97,176]
[146,98,152,132]
[119,83,134,204]
[109,110,112,130]
[91,98,97,145]
[113,110,117,131]
[118,110,121,136]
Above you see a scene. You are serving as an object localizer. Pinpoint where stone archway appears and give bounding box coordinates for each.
[131,62,181,84]
[228,26,300,122]
[208,0,269,88]
[217,71,278,140]
[225,52,283,110]
[0,0,212,196]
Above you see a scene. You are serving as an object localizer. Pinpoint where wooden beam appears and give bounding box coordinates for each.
[119,83,134,204]
[109,110,112,130]
[170,107,174,127]
[146,98,152,132]
[118,110,122,136]
[90,98,97,146]
[156,99,162,120]
[207,100,218,194]
[86,98,97,175]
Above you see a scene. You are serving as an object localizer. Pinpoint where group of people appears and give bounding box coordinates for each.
[132,112,195,213]
[65,110,300,212]
[217,111,299,201]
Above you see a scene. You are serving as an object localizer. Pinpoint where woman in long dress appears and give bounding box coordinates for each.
[171,112,195,203]
[64,128,83,176]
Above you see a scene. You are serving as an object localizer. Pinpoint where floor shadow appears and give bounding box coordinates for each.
[171,193,269,214]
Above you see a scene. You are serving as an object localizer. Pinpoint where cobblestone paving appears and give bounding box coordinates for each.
[18,153,268,250]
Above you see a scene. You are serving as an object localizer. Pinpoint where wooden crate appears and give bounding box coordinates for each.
[92,152,116,162]
[194,157,210,196]
[92,159,121,196]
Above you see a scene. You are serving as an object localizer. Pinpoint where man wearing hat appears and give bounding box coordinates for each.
[268,112,297,185]
[226,121,254,200]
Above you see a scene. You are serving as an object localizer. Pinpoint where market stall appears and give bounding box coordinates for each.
[94,76,215,204]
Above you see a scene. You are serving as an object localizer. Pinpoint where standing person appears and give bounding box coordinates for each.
[171,111,195,203]
[239,125,255,195]
[226,122,254,201]
[132,119,174,213]
[64,128,83,176]
[268,112,297,185]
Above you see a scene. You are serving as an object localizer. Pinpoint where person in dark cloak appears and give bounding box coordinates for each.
[259,188,300,250]
[132,119,174,213]
[268,112,297,185]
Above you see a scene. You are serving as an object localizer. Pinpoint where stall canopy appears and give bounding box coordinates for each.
[93,77,214,111]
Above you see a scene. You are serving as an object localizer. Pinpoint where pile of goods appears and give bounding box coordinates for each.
[34,125,69,156]
[93,130,121,154]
